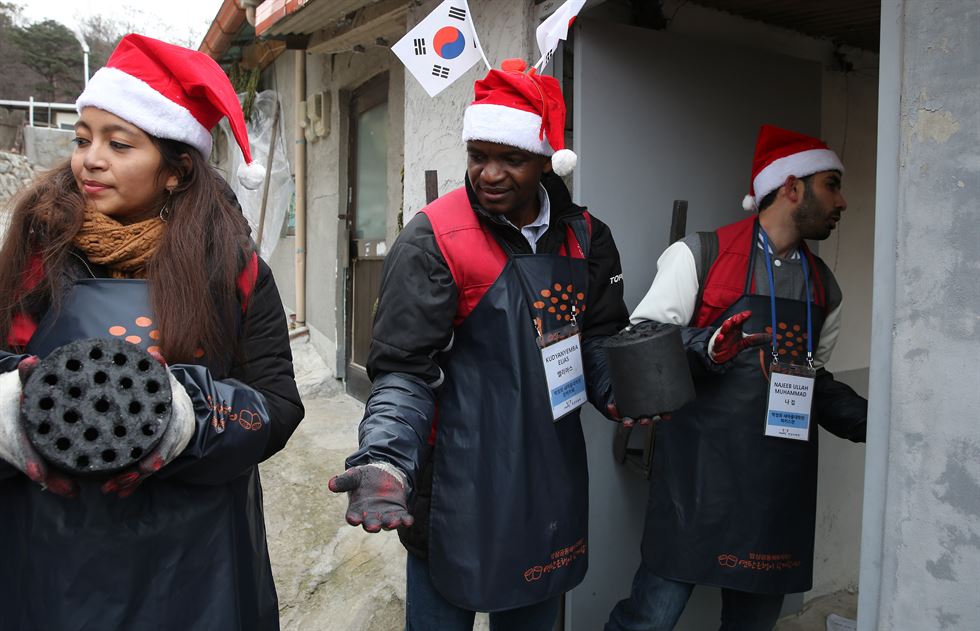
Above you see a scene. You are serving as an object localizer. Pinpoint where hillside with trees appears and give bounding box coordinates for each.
[0,2,128,102]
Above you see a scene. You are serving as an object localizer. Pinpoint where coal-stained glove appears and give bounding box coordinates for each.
[605,402,671,428]
[708,310,769,364]
[328,462,413,533]
[101,369,196,498]
[0,358,78,498]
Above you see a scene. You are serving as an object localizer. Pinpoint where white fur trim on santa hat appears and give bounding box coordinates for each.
[76,67,213,159]
[238,161,266,190]
[462,103,555,156]
[750,148,844,208]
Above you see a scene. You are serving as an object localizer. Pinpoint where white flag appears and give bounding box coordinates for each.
[391,0,483,97]
[534,0,587,70]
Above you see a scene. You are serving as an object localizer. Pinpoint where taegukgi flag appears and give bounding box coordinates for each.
[391,0,484,97]
[534,0,587,70]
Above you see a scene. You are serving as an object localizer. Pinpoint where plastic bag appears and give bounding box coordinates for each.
[222,90,293,261]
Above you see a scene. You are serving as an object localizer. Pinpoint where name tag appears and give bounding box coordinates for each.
[764,362,815,441]
[539,329,587,422]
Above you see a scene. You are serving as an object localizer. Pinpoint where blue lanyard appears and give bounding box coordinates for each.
[759,228,814,366]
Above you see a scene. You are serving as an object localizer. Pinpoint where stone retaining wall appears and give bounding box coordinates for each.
[0,151,40,211]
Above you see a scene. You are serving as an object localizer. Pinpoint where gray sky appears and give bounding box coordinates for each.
[16,0,225,48]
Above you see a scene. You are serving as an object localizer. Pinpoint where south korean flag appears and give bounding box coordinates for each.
[391,0,484,97]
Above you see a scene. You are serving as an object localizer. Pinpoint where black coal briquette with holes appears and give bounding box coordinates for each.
[21,337,172,475]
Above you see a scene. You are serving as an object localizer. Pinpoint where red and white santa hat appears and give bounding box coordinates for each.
[742,125,844,211]
[76,34,265,190]
[462,59,577,176]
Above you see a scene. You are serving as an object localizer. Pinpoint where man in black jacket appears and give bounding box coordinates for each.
[329,59,630,630]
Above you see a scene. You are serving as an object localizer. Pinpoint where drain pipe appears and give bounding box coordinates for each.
[294,50,308,327]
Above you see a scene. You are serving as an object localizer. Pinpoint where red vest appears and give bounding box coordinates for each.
[692,216,826,328]
[422,187,591,328]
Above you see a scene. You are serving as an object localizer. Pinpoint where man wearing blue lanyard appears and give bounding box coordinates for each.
[606,125,868,631]
[328,59,632,630]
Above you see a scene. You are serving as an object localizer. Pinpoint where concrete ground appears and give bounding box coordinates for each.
[261,338,855,630]
[776,590,858,631]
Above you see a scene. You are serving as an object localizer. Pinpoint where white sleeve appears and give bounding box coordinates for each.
[814,301,842,368]
[629,241,699,326]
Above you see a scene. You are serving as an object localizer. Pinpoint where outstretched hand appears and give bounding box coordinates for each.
[328,463,413,533]
[708,310,769,364]
[0,357,78,498]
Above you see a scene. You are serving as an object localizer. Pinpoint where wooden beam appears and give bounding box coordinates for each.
[307,0,408,55]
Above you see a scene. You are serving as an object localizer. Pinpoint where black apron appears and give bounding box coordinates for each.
[428,219,591,611]
[30,279,165,358]
[643,225,825,594]
[4,278,279,631]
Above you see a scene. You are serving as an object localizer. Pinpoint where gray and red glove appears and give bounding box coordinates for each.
[0,357,78,498]
[101,353,196,498]
[328,462,413,533]
[708,310,769,364]
[605,403,670,428]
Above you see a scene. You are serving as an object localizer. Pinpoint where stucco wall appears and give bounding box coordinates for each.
[866,0,980,628]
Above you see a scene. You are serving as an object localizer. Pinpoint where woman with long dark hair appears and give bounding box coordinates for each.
[0,34,303,630]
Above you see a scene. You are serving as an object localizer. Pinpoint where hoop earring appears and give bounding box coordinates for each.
[159,188,174,222]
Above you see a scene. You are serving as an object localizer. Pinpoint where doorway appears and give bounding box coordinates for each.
[568,17,822,630]
[345,73,389,400]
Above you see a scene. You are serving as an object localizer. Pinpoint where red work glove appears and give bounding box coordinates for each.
[708,310,769,364]
[328,463,413,533]
[102,351,196,498]
[0,357,78,498]
[606,403,671,428]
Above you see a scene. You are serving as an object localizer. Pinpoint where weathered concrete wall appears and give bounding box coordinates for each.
[862,0,980,629]
[0,151,40,209]
[811,49,878,598]
[23,126,73,169]
[0,108,26,150]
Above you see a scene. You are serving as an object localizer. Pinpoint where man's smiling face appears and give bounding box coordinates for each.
[466,140,550,226]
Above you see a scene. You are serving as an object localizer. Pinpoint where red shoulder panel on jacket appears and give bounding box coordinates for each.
[422,188,508,327]
[237,252,259,314]
[694,217,827,327]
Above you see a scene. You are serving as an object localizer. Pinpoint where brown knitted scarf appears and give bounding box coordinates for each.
[72,210,165,279]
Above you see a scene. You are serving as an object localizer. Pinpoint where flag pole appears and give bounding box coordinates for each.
[463,0,492,70]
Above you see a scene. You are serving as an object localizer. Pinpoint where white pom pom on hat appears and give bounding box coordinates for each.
[551,149,577,177]
[238,161,266,190]
[742,194,757,212]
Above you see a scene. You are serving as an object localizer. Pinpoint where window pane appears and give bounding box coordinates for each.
[354,102,388,241]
